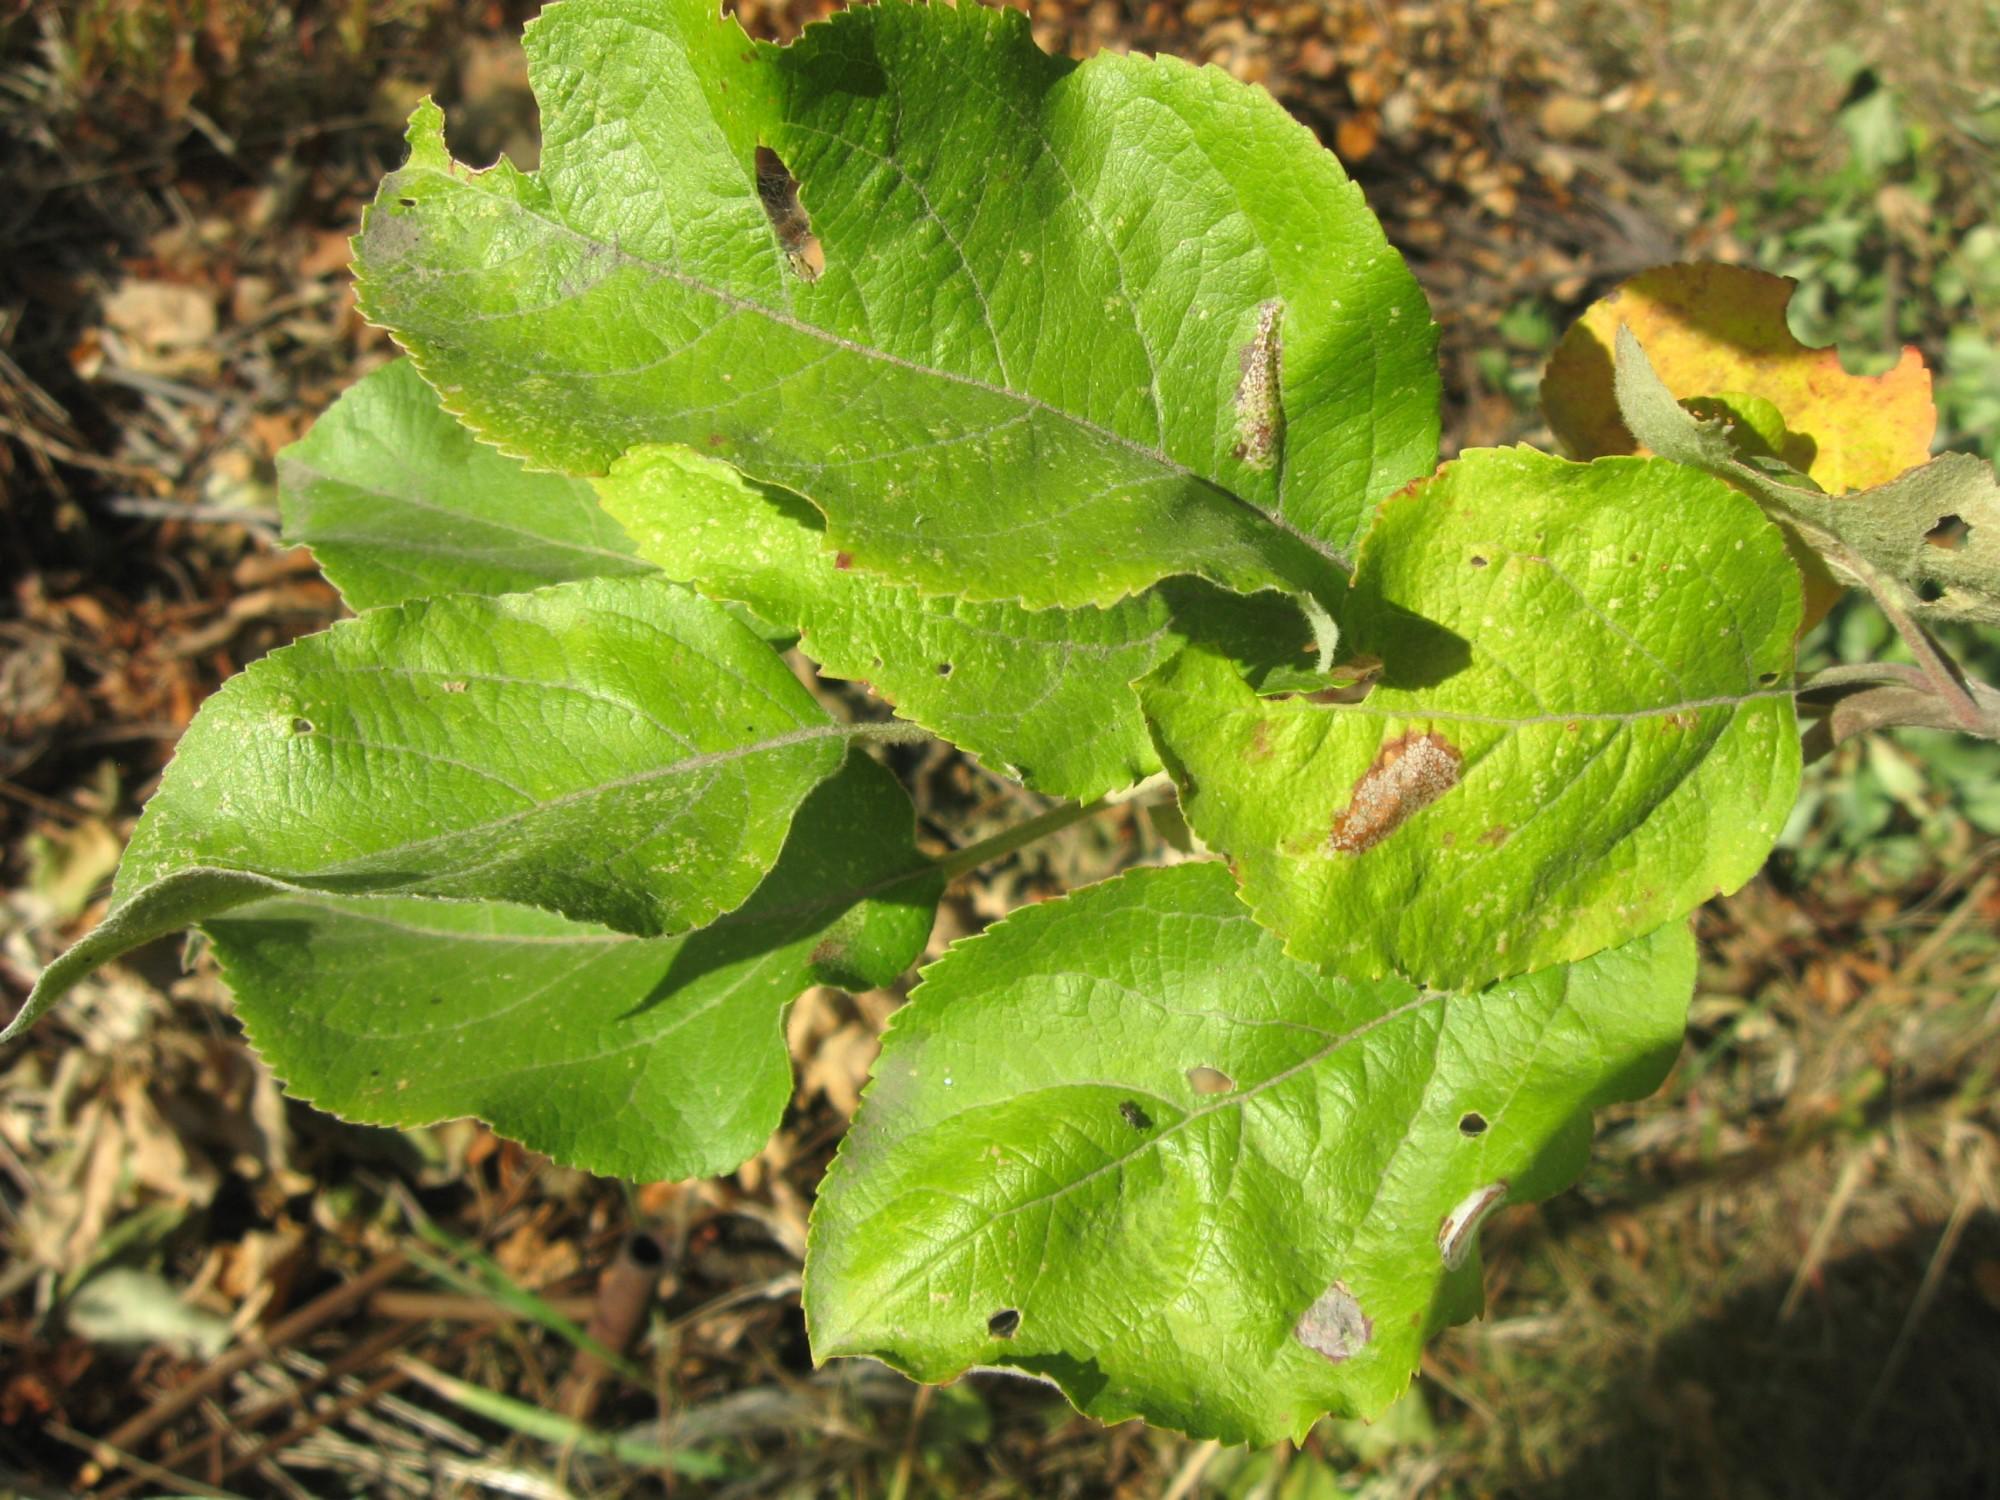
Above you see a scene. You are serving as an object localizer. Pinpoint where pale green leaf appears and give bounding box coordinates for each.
[207,755,939,1180]
[805,862,1693,1443]
[597,445,1314,799]
[353,0,1437,609]
[1140,446,1802,987]
[280,359,656,609]
[3,578,874,1041]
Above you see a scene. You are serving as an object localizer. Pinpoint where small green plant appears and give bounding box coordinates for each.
[8,0,1998,1445]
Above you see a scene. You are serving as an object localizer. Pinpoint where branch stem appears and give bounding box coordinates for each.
[933,774,1173,885]
[1856,573,1985,734]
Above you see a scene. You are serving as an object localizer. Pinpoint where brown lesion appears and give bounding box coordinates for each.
[1231,300,1283,469]
[755,145,824,282]
[1328,731,1463,854]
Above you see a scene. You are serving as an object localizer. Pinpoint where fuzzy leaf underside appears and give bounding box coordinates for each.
[279,359,656,609]
[1613,329,2000,629]
[598,445,1316,799]
[4,578,856,1040]
[805,862,1695,1444]
[209,756,940,1181]
[1141,447,1802,988]
[353,0,1438,610]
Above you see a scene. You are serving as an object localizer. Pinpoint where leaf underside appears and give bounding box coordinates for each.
[353,0,1438,610]
[1613,329,2000,629]
[598,445,1315,799]
[805,862,1695,1444]
[4,577,859,1040]
[210,755,939,1180]
[280,359,656,609]
[1142,446,1802,988]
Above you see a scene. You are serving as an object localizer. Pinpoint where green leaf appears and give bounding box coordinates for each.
[598,444,1314,799]
[1140,446,1801,988]
[207,755,939,1180]
[353,0,1437,609]
[3,577,876,1042]
[805,862,1693,1443]
[1614,327,2000,629]
[280,360,656,610]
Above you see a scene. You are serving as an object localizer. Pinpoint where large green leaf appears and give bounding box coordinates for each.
[208,755,939,1180]
[805,862,1694,1443]
[1141,446,1802,988]
[353,0,1437,610]
[3,577,884,1042]
[598,445,1315,800]
[280,359,655,610]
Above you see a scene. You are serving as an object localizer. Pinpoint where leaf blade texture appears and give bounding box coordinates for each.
[598,444,1316,799]
[804,862,1694,1443]
[352,0,1438,609]
[280,359,656,609]
[4,577,854,1040]
[206,755,940,1180]
[1141,446,1802,987]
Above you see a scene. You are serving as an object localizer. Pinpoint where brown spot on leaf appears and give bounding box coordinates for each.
[1246,720,1274,762]
[808,938,846,968]
[1232,300,1283,470]
[755,145,823,281]
[1477,823,1509,847]
[1329,732,1463,854]
[833,552,854,570]
[1295,1280,1371,1364]
[1187,1065,1235,1094]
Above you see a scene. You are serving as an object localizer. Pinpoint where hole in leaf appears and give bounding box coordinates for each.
[291,717,314,735]
[987,1308,1020,1339]
[935,661,953,677]
[625,1232,666,1268]
[397,196,416,208]
[1459,1111,1488,1137]
[1925,514,1970,550]
[1187,1065,1235,1094]
[1917,578,1945,603]
[1118,1100,1153,1130]
[1759,672,1779,686]
[754,145,823,281]
[1469,555,1488,568]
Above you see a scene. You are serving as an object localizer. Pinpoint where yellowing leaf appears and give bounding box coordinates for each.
[1543,263,1934,496]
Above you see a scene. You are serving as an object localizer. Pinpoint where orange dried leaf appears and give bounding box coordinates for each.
[1543,263,1935,496]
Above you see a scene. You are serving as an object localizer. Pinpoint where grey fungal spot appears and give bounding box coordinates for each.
[1186,1065,1235,1095]
[1118,1099,1153,1130]
[1438,1180,1509,1270]
[1294,1280,1371,1364]
[1232,300,1283,469]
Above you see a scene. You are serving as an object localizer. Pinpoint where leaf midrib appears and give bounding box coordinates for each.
[384,162,1352,574]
